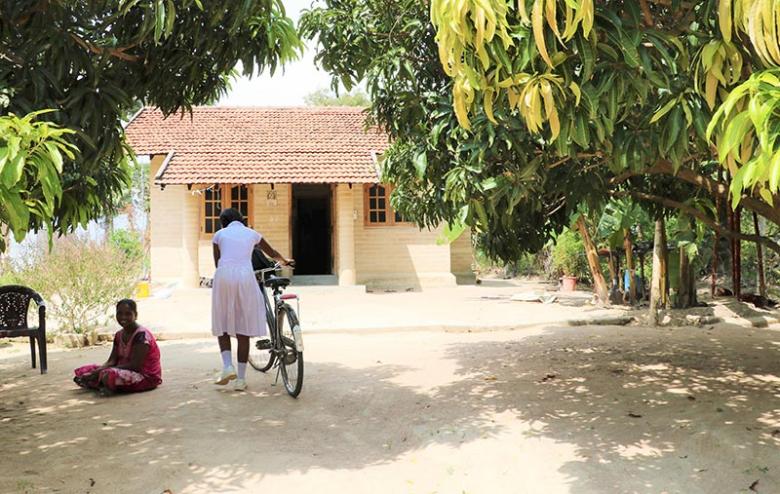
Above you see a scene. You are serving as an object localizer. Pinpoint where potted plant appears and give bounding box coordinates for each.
[551,230,585,292]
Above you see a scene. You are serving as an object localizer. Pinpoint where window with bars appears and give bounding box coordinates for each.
[203,187,222,235]
[231,183,250,220]
[364,184,408,226]
[202,184,253,235]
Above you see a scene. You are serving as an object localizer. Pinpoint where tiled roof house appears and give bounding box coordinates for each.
[124,106,473,288]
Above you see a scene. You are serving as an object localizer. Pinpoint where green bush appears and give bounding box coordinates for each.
[0,257,22,285]
[550,229,589,279]
[109,229,143,261]
[16,237,141,334]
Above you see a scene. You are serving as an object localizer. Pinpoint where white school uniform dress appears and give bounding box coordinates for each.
[211,221,266,337]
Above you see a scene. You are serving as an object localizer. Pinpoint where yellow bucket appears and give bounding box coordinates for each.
[135,281,151,299]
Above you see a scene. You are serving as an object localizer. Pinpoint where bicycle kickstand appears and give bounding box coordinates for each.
[272,363,281,386]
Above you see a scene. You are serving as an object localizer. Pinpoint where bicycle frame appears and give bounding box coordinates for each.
[255,265,283,344]
[254,265,301,366]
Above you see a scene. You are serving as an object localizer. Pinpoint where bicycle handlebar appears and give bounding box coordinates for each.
[254,261,294,278]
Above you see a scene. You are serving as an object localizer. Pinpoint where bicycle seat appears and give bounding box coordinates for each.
[264,276,291,289]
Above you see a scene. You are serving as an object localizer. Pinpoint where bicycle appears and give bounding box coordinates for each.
[248,263,304,397]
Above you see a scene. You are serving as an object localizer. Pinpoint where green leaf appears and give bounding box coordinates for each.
[436,221,467,245]
[165,0,176,35]
[759,188,774,205]
[472,200,489,227]
[0,146,9,171]
[4,191,30,241]
[43,142,63,172]
[1,153,25,188]
[154,0,166,42]
[650,99,677,124]
[619,32,640,68]
[413,152,427,178]
[718,111,752,162]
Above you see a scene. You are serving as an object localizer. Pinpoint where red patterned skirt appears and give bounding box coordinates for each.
[74,364,159,393]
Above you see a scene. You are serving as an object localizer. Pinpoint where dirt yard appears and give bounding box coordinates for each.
[1,323,779,494]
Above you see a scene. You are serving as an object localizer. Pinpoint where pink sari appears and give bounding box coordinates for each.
[74,326,162,392]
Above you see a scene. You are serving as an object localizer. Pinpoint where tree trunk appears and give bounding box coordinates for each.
[575,215,609,304]
[624,229,636,304]
[0,225,8,256]
[735,206,742,299]
[728,206,737,297]
[753,212,767,298]
[662,221,670,302]
[606,251,617,285]
[690,252,697,306]
[677,246,697,308]
[103,214,114,243]
[650,218,669,321]
[711,235,719,297]
[712,172,721,297]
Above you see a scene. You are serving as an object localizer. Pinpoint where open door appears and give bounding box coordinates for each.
[291,184,332,275]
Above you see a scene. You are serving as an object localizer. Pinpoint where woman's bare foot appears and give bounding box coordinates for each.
[97,385,115,397]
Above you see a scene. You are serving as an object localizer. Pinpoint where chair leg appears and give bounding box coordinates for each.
[39,333,47,375]
[29,336,36,369]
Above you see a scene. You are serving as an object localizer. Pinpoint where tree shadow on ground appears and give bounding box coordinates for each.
[1,326,779,493]
[438,324,780,493]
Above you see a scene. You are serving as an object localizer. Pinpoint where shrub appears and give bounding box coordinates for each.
[0,257,22,285]
[550,229,589,279]
[18,236,141,334]
[109,229,143,261]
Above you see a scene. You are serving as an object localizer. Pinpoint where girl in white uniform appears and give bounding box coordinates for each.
[211,208,293,391]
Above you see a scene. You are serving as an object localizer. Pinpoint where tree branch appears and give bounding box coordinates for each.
[69,33,141,62]
[610,160,780,226]
[546,152,602,170]
[639,0,654,27]
[623,191,780,255]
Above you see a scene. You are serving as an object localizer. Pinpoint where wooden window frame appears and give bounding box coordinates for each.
[363,184,411,227]
[200,184,255,238]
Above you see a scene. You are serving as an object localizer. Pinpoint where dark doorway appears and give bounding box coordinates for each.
[292,184,332,275]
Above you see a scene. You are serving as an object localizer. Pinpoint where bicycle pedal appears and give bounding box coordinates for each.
[282,352,297,365]
[255,338,272,350]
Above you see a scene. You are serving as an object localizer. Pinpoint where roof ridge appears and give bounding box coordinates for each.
[141,105,368,112]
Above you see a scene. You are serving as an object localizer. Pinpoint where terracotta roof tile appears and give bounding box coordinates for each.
[124,106,389,184]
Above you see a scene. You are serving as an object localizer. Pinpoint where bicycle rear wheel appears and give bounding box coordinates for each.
[277,305,304,397]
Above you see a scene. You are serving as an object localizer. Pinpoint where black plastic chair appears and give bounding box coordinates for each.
[0,285,47,374]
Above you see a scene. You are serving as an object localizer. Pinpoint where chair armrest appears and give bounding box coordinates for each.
[38,304,46,333]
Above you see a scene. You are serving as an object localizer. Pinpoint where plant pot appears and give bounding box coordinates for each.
[561,276,578,292]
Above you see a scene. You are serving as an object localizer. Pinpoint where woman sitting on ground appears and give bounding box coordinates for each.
[74,299,162,396]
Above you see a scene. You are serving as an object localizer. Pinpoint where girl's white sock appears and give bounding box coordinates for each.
[221,350,233,369]
[237,362,247,380]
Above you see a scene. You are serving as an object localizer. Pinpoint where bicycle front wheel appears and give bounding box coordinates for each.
[277,304,304,397]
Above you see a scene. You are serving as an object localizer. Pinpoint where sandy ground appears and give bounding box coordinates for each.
[134,280,620,338]
[1,323,779,494]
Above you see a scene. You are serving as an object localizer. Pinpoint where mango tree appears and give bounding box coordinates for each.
[0,0,301,247]
[302,0,780,304]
